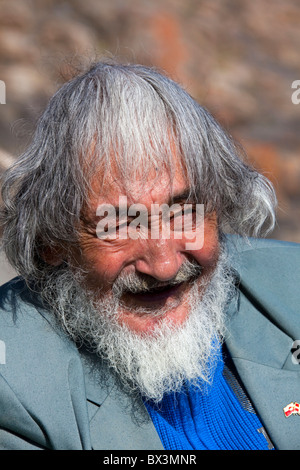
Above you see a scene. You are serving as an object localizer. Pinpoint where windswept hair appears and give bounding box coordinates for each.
[0,59,276,284]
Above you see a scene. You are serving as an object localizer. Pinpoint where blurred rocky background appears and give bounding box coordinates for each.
[0,0,299,281]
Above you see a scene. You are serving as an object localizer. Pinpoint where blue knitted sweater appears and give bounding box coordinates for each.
[145,346,274,450]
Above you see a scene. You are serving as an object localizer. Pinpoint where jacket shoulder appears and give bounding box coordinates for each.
[225,235,300,295]
[0,277,74,352]
[225,233,300,253]
[225,235,300,278]
[225,235,300,339]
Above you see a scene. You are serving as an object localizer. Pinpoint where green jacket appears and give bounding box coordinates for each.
[0,236,299,450]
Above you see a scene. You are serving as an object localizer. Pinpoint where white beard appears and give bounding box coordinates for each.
[44,249,235,403]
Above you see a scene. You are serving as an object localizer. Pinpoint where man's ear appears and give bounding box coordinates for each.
[41,246,65,267]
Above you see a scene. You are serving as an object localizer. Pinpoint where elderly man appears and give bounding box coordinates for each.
[0,61,299,451]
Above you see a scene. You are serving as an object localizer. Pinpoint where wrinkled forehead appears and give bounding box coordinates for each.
[85,135,189,197]
[83,148,190,217]
[109,169,186,204]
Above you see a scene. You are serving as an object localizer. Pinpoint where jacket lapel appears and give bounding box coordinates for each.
[225,356,300,450]
[88,390,164,450]
[225,276,300,450]
[80,349,164,450]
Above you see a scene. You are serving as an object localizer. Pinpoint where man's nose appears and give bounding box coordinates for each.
[134,238,182,282]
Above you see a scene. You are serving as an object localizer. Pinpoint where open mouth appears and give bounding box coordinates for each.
[123,281,186,305]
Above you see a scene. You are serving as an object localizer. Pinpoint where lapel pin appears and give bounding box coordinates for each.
[283,402,300,418]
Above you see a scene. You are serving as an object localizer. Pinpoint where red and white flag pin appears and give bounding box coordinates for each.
[283,402,300,418]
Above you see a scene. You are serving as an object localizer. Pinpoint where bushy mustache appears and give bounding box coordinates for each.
[112,259,203,297]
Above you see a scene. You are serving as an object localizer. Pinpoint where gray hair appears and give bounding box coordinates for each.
[0,59,276,284]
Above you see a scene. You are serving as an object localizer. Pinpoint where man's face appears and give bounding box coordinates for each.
[72,161,220,335]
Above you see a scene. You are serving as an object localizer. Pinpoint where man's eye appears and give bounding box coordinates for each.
[96,227,116,240]
[169,204,198,231]
[116,220,129,231]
